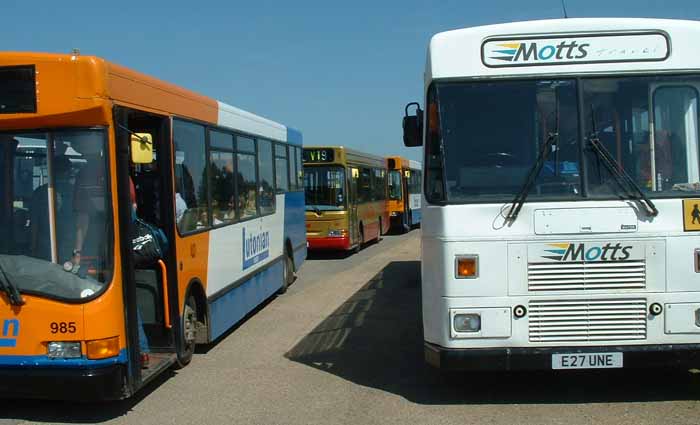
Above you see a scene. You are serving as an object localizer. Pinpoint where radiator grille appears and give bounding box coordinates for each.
[528,298,647,342]
[528,261,645,292]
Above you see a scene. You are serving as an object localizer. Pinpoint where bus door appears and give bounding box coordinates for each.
[115,107,179,387]
[402,169,411,223]
[348,167,360,246]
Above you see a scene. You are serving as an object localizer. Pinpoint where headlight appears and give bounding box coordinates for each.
[453,313,481,333]
[47,341,82,359]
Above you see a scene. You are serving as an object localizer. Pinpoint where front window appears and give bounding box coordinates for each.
[428,74,700,204]
[388,170,402,200]
[0,129,112,301]
[583,76,700,197]
[304,166,346,211]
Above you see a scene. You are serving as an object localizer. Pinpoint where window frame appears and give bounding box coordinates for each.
[174,116,287,237]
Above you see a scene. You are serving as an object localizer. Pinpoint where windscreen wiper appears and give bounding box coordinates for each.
[505,131,559,222]
[587,106,658,217]
[0,260,25,306]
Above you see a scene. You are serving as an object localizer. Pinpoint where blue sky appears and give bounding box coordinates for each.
[3,0,699,161]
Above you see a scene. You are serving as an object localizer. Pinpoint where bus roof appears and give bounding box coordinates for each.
[427,18,700,82]
[386,156,422,170]
[0,52,301,144]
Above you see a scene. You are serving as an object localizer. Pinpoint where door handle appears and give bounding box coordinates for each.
[157,260,172,329]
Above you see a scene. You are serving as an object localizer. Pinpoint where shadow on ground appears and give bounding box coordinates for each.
[285,260,700,405]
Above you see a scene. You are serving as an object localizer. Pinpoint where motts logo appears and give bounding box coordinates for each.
[490,40,590,63]
[543,243,633,262]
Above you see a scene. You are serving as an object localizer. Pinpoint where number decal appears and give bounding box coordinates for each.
[50,322,77,334]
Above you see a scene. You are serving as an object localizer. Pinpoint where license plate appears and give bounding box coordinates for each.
[552,352,623,369]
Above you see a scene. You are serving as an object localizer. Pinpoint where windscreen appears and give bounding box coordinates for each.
[388,170,402,200]
[426,75,700,204]
[304,166,346,211]
[0,130,112,301]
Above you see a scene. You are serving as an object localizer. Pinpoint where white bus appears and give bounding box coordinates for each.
[403,18,700,371]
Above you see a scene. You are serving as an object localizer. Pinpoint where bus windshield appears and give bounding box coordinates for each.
[428,75,700,204]
[388,170,402,200]
[0,130,112,301]
[304,166,346,211]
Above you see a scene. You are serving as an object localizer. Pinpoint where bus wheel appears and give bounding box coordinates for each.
[354,226,364,253]
[278,249,294,294]
[175,294,197,368]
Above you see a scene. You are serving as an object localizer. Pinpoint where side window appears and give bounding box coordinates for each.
[295,147,303,189]
[289,145,298,191]
[209,131,236,225]
[237,136,258,220]
[373,168,386,200]
[174,120,209,233]
[258,139,275,215]
[275,144,289,193]
[358,167,371,203]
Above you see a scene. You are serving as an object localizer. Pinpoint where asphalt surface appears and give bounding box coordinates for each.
[3,229,700,424]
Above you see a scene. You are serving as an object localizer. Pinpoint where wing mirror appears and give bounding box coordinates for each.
[402,102,423,147]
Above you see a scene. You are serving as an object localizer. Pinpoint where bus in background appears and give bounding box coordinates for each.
[403,19,700,372]
[386,156,422,232]
[303,147,389,252]
[0,52,305,399]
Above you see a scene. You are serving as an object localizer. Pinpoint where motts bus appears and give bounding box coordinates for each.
[386,156,422,232]
[403,18,700,372]
[303,147,389,252]
[0,52,305,399]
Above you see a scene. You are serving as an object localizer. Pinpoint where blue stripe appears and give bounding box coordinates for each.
[493,49,516,55]
[209,261,283,340]
[411,209,422,225]
[545,249,566,255]
[0,339,16,348]
[286,127,303,146]
[0,349,128,368]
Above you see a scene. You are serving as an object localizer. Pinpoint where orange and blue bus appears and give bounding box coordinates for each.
[303,147,389,252]
[0,52,305,399]
[386,156,422,232]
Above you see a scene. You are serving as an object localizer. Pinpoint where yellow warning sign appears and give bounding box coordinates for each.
[683,199,700,231]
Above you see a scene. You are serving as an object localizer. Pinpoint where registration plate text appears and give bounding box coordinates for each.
[552,352,623,369]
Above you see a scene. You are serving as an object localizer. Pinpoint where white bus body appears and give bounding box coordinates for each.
[409,18,700,370]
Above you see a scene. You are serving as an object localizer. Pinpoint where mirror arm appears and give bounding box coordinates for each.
[117,123,152,145]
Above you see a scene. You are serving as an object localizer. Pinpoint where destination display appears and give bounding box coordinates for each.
[303,148,335,163]
[482,33,669,67]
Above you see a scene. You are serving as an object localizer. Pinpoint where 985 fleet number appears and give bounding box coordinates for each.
[50,322,77,334]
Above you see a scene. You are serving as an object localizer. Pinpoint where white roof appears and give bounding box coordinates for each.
[427,18,700,81]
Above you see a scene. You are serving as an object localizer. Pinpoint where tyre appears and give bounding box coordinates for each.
[278,249,294,294]
[174,294,197,369]
[354,226,364,253]
[376,218,382,241]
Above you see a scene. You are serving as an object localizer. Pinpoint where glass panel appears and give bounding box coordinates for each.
[0,66,36,113]
[237,136,255,153]
[209,150,236,225]
[358,168,372,203]
[653,87,700,190]
[275,145,289,193]
[295,147,303,189]
[258,139,275,215]
[237,152,258,219]
[436,79,581,203]
[0,130,111,301]
[583,75,700,197]
[388,170,402,200]
[174,120,209,232]
[210,130,234,151]
[304,166,346,211]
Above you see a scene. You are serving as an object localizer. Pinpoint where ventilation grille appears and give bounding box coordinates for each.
[528,261,645,292]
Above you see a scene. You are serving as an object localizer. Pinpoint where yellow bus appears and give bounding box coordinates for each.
[0,52,306,399]
[386,156,422,232]
[303,147,389,252]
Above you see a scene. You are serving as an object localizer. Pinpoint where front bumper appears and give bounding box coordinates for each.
[0,364,128,400]
[425,342,700,371]
[307,235,351,251]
